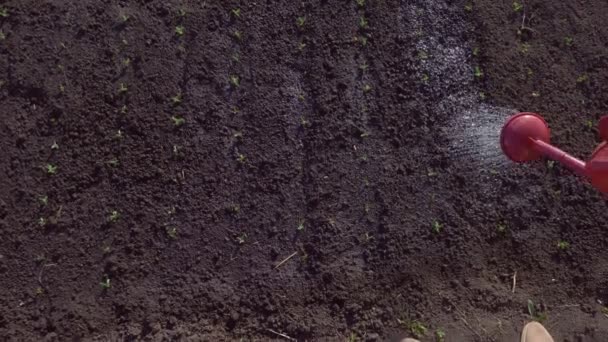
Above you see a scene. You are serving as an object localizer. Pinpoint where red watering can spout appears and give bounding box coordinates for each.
[500,113,608,194]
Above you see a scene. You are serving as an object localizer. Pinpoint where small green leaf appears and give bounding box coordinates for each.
[45,164,58,175]
[474,66,484,78]
[296,16,306,27]
[513,1,523,12]
[171,116,186,126]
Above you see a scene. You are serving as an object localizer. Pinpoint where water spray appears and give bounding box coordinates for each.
[500,113,608,194]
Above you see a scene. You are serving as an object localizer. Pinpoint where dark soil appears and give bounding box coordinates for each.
[1,0,607,341]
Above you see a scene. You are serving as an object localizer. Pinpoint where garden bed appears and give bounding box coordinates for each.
[1,0,607,341]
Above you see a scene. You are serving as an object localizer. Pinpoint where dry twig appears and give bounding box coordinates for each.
[266,328,296,341]
[275,251,298,269]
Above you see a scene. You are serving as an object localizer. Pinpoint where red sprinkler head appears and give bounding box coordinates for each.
[500,113,550,162]
[500,113,608,194]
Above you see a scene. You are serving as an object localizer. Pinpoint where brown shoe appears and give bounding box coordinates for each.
[521,322,554,342]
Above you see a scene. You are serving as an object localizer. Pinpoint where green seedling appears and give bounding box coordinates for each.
[35,287,44,295]
[115,130,124,139]
[464,3,473,12]
[228,204,240,214]
[236,233,247,245]
[564,36,574,46]
[51,141,59,150]
[359,16,368,29]
[363,84,372,93]
[417,50,429,60]
[166,227,178,239]
[519,43,530,54]
[347,332,358,342]
[123,58,131,67]
[175,25,185,36]
[39,195,48,206]
[178,8,187,17]
[474,66,484,78]
[296,16,306,27]
[233,30,242,40]
[527,299,547,322]
[237,154,246,163]
[230,75,240,88]
[118,83,128,93]
[513,1,523,12]
[298,42,307,51]
[120,105,128,114]
[577,74,589,83]
[532,91,540,97]
[432,221,442,234]
[108,210,120,222]
[59,84,65,93]
[557,240,570,250]
[547,160,555,169]
[408,321,428,338]
[0,7,8,17]
[107,158,119,167]
[38,217,47,227]
[360,132,370,138]
[479,92,486,100]
[232,53,240,62]
[0,30,5,40]
[231,8,241,17]
[355,35,368,46]
[359,63,369,71]
[297,220,305,231]
[435,329,446,342]
[171,93,182,105]
[102,245,111,254]
[356,0,365,7]
[120,14,129,22]
[421,73,430,83]
[100,277,111,289]
[497,223,507,234]
[171,116,186,126]
[585,120,593,128]
[301,117,310,128]
[473,47,480,56]
[45,164,58,175]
